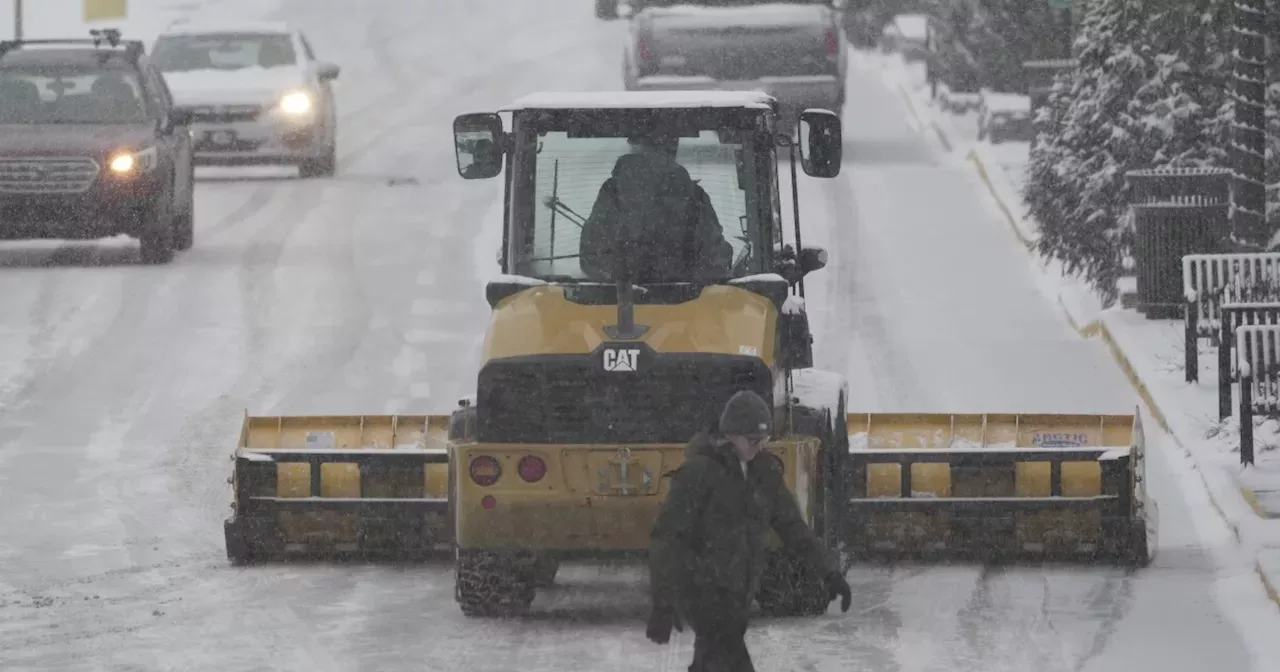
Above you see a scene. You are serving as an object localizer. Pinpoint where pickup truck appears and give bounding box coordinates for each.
[622,1,847,128]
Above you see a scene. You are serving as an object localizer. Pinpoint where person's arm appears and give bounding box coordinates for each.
[766,466,836,577]
[648,460,707,610]
[579,179,618,280]
[693,187,733,274]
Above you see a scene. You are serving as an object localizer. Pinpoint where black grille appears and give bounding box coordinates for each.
[477,356,772,444]
[180,104,262,123]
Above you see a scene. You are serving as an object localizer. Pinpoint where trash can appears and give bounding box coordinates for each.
[1126,167,1232,319]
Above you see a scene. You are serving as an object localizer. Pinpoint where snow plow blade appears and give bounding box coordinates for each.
[223,414,452,564]
[840,411,1155,565]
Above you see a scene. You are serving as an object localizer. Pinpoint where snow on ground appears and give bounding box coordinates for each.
[859,42,1280,637]
[3,1,1280,667]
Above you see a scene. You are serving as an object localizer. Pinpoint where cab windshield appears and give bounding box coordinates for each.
[0,66,148,125]
[151,33,297,72]
[507,108,774,283]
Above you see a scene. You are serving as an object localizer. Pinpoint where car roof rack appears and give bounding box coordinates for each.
[0,28,145,63]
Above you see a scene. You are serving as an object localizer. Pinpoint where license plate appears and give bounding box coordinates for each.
[205,130,237,146]
[586,448,663,496]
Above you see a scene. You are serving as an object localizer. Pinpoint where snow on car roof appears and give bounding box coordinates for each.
[891,13,930,40]
[649,2,829,24]
[159,20,293,36]
[502,90,776,112]
[982,91,1032,113]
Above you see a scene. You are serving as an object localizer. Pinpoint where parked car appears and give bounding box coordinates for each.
[879,13,931,62]
[976,89,1032,144]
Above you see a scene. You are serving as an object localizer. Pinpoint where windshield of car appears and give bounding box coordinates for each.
[151,33,298,72]
[0,67,148,124]
[510,119,766,283]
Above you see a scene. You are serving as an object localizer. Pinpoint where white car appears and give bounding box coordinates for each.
[150,21,340,177]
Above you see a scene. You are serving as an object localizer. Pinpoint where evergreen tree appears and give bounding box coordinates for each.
[1021,0,1233,303]
[1267,0,1278,232]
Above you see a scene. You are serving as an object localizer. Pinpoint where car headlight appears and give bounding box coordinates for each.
[278,90,313,115]
[109,146,158,174]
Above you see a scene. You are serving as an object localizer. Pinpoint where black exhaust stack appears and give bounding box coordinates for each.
[604,255,648,339]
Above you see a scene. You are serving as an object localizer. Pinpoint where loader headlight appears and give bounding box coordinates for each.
[108,146,158,174]
[278,90,313,116]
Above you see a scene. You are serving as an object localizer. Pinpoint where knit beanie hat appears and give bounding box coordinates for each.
[719,390,772,437]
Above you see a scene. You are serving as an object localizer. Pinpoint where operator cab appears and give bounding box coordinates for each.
[452,91,841,313]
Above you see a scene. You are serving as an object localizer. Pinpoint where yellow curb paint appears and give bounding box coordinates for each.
[1258,560,1280,610]
[893,81,953,152]
[1240,486,1278,519]
[967,151,1034,251]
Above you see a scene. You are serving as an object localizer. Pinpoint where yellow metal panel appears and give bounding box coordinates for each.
[453,438,810,550]
[849,412,1135,500]
[481,284,777,368]
[84,0,127,22]
[847,412,1137,449]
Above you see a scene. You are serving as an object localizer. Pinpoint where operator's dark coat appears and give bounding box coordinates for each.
[648,430,836,619]
[578,151,733,282]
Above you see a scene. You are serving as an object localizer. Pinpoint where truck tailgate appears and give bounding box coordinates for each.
[646,5,836,79]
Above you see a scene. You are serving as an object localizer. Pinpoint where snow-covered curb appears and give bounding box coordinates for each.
[864,46,1280,608]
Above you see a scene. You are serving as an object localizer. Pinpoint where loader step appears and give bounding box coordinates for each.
[844,495,1119,512]
[244,496,447,513]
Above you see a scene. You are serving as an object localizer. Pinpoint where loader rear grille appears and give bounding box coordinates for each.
[476,356,772,444]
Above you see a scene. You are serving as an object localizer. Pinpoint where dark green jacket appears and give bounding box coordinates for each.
[648,431,835,612]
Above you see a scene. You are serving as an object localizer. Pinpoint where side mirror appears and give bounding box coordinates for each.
[797,108,842,178]
[453,112,504,180]
[798,245,827,275]
[167,107,192,127]
[316,62,340,81]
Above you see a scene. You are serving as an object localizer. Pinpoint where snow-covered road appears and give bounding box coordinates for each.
[0,1,1275,670]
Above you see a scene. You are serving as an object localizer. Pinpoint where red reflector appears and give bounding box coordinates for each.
[517,455,547,482]
[825,29,838,57]
[481,495,497,510]
[637,35,652,62]
[469,456,501,486]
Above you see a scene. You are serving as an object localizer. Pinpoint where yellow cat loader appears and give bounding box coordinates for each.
[221,90,1154,618]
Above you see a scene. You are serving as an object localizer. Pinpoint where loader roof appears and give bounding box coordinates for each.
[501,90,776,112]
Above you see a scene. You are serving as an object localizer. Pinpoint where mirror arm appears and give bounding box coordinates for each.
[787,137,805,298]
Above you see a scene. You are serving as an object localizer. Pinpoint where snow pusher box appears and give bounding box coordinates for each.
[842,412,1156,564]
[223,414,452,563]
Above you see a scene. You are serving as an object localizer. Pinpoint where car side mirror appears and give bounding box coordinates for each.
[798,245,827,275]
[797,108,842,178]
[453,112,504,180]
[317,62,340,81]
[167,108,192,127]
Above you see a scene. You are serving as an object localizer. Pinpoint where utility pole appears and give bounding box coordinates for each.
[1230,0,1268,247]
[14,0,22,39]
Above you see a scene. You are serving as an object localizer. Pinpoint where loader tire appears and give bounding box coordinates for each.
[524,557,559,588]
[756,550,831,617]
[455,551,537,617]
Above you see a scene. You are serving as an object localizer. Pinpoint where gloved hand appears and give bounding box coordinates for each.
[645,605,684,644]
[825,572,852,612]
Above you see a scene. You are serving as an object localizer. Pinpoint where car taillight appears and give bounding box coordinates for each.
[637,32,653,64]
[825,28,838,57]
[517,455,547,482]
[469,456,501,486]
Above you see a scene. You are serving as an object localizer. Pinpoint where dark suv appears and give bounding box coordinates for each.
[0,29,194,263]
